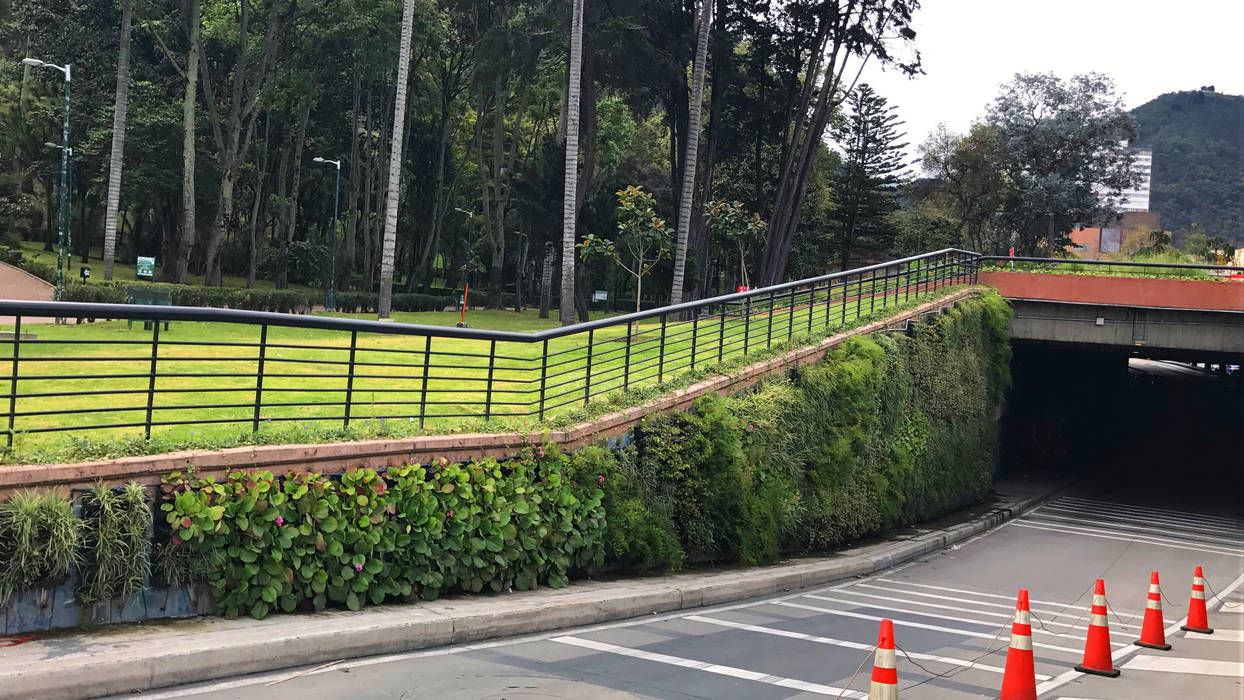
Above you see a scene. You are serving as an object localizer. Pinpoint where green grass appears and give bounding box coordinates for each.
[0,269,967,463]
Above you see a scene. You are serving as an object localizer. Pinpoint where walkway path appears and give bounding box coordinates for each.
[0,261,55,325]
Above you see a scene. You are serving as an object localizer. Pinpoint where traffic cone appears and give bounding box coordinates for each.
[1181,566,1214,634]
[869,618,898,700]
[1000,589,1037,700]
[1135,571,1171,650]
[1074,578,1120,677]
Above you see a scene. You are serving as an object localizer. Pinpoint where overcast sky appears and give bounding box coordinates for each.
[852,0,1244,170]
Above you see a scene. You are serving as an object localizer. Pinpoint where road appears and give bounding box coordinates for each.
[129,362,1244,699]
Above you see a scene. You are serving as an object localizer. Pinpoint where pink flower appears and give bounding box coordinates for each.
[598,475,605,484]
[275,516,284,526]
[447,510,454,518]
[747,424,754,431]
[354,563,363,571]
[537,446,545,457]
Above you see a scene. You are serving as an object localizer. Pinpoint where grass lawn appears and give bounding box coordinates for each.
[0,269,962,461]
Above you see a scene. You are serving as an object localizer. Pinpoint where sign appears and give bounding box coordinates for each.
[737,285,749,293]
[136,256,156,280]
[1008,247,1014,257]
[79,266,90,280]
[592,290,607,302]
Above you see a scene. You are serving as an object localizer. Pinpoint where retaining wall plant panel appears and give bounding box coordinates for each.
[979,270,1244,312]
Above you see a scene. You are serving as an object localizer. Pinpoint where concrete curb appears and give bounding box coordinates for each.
[2,478,1067,699]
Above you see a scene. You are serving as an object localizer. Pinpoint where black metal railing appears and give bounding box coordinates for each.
[0,249,979,448]
[978,255,1244,280]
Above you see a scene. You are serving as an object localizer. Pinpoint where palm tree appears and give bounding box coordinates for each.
[559,0,585,326]
[102,0,134,281]
[669,0,711,306]
[378,0,416,319]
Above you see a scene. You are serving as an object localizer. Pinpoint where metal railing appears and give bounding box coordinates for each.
[978,255,1244,280]
[0,249,978,448]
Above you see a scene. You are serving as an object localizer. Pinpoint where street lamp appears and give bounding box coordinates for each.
[312,156,341,311]
[26,57,71,304]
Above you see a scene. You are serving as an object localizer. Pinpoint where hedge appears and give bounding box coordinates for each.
[335,291,456,314]
[58,282,320,314]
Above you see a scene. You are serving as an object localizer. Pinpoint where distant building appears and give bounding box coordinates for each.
[1118,148,1153,212]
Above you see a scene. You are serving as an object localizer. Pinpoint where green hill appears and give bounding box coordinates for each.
[1130,90,1243,242]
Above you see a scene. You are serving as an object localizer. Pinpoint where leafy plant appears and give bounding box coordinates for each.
[0,489,81,603]
[78,483,152,605]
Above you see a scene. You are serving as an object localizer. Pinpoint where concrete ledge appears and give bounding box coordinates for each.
[0,288,983,495]
[0,474,1066,699]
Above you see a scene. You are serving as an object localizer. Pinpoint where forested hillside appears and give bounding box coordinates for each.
[1130,90,1244,242]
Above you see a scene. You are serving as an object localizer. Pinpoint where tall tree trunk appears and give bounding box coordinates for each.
[282,97,311,288]
[378,0,415,319]
[361,87,375,294]
[669,0,711,307]
[172,0,201,284]
[102,0,133,280]
[559,0,584,326]
[538,241,554,319]
[246,115,269,288]
[345,70,361,290]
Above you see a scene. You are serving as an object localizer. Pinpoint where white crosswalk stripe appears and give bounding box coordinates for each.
[1039,502,1244,538]
[846,582,1137,628]
[1054,497,1244,529]
[1009,521,1244,556]
[1029,509,1244,546]
[1121,655,1244,677]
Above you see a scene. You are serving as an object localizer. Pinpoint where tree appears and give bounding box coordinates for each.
[919,122,1010,254]
[579,185,672,312]
[559,0,585,325]
[830,83,906,269]
[101,0,134,281]
[172,0,202,284]
[669,0,712,306]
[378,0,416,319]
[705,199,765,290]
[988,73,1137,255]
[756,0,921,286]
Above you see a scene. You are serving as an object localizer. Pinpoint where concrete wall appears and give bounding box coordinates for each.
[1007,299,1244,358]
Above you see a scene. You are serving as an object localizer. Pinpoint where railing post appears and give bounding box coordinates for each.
[855,273,862,320]
[808,286,816,334]
[743,297,751,354]
[869,271,877,314]
[623,321,633,393]
[825,281,833,328]
[7,316,20,448]
[583,329,594,406]
[766,291,775,348]
[788,286,797,340]
[717,304,725,363]
[253,324,266,432]
[690,314,698,370]
[484,339,496,420]
[657,313,668,383]
[419,335,431,429]
[537,338,549,420]
[145,320,160,439]
[841,278,848,326]
[343,330,357,428]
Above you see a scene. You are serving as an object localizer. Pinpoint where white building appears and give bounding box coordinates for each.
[1118,148,1152,212]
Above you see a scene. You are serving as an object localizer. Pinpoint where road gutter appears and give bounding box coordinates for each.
[0,476,1070,699]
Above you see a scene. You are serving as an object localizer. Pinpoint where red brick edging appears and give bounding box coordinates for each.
[0,288,981,495]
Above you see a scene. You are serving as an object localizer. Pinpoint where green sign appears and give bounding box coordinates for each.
[136,256,155,279]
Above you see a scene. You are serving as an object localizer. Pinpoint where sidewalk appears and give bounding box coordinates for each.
[0,474,1069,699]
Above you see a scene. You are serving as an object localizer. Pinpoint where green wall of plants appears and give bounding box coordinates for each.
[0,292,1011,623]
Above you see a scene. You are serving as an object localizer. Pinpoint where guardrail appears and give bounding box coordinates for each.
[978,256,1244,280]
[0,249,979,448]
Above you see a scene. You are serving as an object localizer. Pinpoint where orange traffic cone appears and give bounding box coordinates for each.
[1135,571,1171,650]
[1074,578,1120,677]
[1181,565,1214,634]
[1000,589,1037,700]
[869,618,898,700]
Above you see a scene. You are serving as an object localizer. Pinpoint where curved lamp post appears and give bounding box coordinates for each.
[24,57,71,304]
[312,156,342,311]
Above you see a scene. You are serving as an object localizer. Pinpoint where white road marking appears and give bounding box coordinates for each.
[803,594,1119,648]
[1217,603,1244,614]
[1009,521,1244,557]
[1055,497,1244,529]
[1036,569,1244,697]
[1196,628,1244,642]
[682,614,1049,679]
[830,587,1103,633]
[1120,655,1244,677]
[550,635,867,698]
[1030,510,1244,546]
[875,578,1091,613]
[1040,503,1244,538]
[848,582,1135,629]
[775,600,1085,656]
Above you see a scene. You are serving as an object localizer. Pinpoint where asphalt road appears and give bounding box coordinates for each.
[130,362,1244,700]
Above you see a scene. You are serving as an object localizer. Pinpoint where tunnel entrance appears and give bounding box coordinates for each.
[998,342,1243,517]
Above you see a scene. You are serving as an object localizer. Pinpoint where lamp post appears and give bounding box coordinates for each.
[24,57,70,304]
[312,156,341,311]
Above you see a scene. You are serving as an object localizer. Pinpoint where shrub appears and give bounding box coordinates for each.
[78,483,152,605]
[0,489,81,603]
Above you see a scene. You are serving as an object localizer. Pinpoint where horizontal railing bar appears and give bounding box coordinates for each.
[977,255,1244,272]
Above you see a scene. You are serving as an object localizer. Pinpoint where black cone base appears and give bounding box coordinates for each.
[1074,664,1121,678]
[1134,640,1171,650]
[1180,625,1213,634]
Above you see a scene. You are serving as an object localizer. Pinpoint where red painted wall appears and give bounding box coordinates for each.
[979,271,1244,312]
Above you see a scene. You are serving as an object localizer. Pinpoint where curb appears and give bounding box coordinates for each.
[4,479,1067,699]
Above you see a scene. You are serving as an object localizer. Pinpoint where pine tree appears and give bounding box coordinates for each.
[831,83,907,269]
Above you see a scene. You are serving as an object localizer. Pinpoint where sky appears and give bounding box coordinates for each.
[853,0,1244,170]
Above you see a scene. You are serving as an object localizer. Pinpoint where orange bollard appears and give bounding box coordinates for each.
[869,618,898,700]
[1181,565,1214,634]
[1000,589,1037,700]
[1135,571,1171,650]
[1074,578,1120,677]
